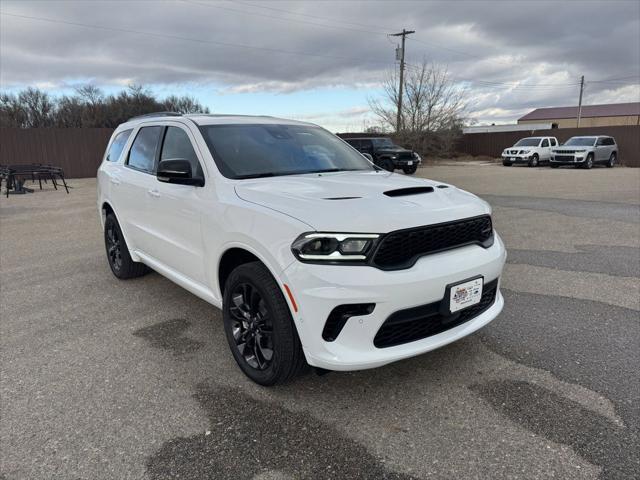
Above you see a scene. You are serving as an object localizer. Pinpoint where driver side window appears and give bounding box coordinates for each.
[541,139,549,147]
[160,127,204,178]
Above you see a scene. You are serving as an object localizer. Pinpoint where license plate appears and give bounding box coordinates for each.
[448,277,483,313]
[509,157,515,161]
[407,161,413,165]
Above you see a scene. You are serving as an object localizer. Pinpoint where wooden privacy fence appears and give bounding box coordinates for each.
[457,125,640,166]
[1,125,638,177]
[0,128,115,178]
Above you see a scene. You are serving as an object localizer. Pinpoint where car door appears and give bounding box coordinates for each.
[117,125,164,255]
[540,138,550,160]
[594,137,608,161]
[146,125,207,285]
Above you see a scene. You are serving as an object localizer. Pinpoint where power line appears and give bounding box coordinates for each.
[0,10,390,65]
[181,0,388,37]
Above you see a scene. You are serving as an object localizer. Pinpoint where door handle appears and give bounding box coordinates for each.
[110,178,121,185]
[147,189,160,198]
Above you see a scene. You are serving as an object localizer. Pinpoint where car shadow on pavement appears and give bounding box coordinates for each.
[471,380,639,480]
[145,380,419,480]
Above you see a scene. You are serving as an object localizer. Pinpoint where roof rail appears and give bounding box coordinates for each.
[127,111,183,121]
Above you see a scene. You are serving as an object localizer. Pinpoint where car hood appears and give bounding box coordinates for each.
[234,171,491,232]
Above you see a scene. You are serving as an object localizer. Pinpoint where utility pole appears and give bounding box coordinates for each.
[390,29,415,133]
[576,75,584,128]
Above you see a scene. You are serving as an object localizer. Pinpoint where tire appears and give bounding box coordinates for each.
[402,164,418,174]
[528,154,539,167]
[104,213,148,279]
[381,158,395,172]
[222,262,306,386]
[502,161,512,166]
[583,154,594,169]
[607,153,616,168]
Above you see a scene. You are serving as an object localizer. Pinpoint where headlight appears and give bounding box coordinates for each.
[292,232,380,263]
[413,152,421,161]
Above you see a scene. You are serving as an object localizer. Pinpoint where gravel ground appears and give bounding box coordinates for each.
[1,164,638,479]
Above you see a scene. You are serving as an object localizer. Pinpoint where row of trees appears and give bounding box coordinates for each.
[0,85,210,128]
[368,60,467,157]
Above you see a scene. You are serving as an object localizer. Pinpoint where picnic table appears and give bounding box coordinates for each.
[0,164,69,198]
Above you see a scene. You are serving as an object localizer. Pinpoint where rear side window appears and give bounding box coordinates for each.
[550,138,557,146]
[160,127,203,178]
[105,129,132,162]
[605,138,615,146]
[127,126,163,173]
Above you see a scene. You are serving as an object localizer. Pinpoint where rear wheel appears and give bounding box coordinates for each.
[104,213,148,279]
[222,262,306,385]
[402,164,418,174]
[528,154,539,167]
[607,152,616,168]
[381,158,395,172]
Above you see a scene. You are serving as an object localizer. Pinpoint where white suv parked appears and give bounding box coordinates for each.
[98,113,506,385]
[501,136,558,167]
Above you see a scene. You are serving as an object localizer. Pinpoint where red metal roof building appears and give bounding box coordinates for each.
[518,102,640,128]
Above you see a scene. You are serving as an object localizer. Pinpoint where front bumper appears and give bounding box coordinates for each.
[550,155,586,165]
[502,155,531,163]
[282,233,506,371]
[393,159,420,167]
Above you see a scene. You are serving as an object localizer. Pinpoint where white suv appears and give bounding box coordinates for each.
[98,113,506,385]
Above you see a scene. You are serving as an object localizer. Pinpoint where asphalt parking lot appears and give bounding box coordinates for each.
[1,164,639,480]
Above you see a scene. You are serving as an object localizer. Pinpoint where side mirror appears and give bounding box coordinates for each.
[362,153,374,162]
[157,159,204,187]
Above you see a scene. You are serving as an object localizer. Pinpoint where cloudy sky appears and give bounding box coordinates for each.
[1,0,639,131]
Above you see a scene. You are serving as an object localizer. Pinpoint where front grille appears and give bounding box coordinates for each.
[397,152,414,160]
[554,155,575,161]
[372,215,493,270]
[373,279,499,348]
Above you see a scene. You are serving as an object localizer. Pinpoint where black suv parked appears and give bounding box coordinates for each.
[344,137,421,174]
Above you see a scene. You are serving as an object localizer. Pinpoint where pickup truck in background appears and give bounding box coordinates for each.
[501,136,558,167]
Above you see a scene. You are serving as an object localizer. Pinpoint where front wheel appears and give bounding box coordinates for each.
[381,158,395,172]
[528,154,539,167]
[583,154,594,169]
[607,153,616,168]
[402,164,418,174]
[222,262,306,386]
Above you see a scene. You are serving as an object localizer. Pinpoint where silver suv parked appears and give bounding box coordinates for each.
[550,136,618,169]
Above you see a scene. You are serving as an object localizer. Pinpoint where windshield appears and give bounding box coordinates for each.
[372,138,396,148]
[564,137,596,146]
[200,124,375,179]
[514,138,541,147]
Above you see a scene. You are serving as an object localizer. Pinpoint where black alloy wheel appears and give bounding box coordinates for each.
[222,262,306,385]
[607,153,616,168]
[228,282,274,370]
[103,213,148,279]
[106,222,123,273]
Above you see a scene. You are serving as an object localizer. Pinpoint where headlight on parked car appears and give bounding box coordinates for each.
[292,232,380,262]
[413,152,421,161]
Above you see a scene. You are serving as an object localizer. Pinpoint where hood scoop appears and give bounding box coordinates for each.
[383,186,434,197]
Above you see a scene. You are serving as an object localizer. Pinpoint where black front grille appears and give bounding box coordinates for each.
[372,215,493,270]
[373,279,499,348]
[397,151,414,160]
[554,155,575,161]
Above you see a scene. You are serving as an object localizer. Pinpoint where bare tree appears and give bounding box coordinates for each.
[368,60,467,156]
[162,95,211,114]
